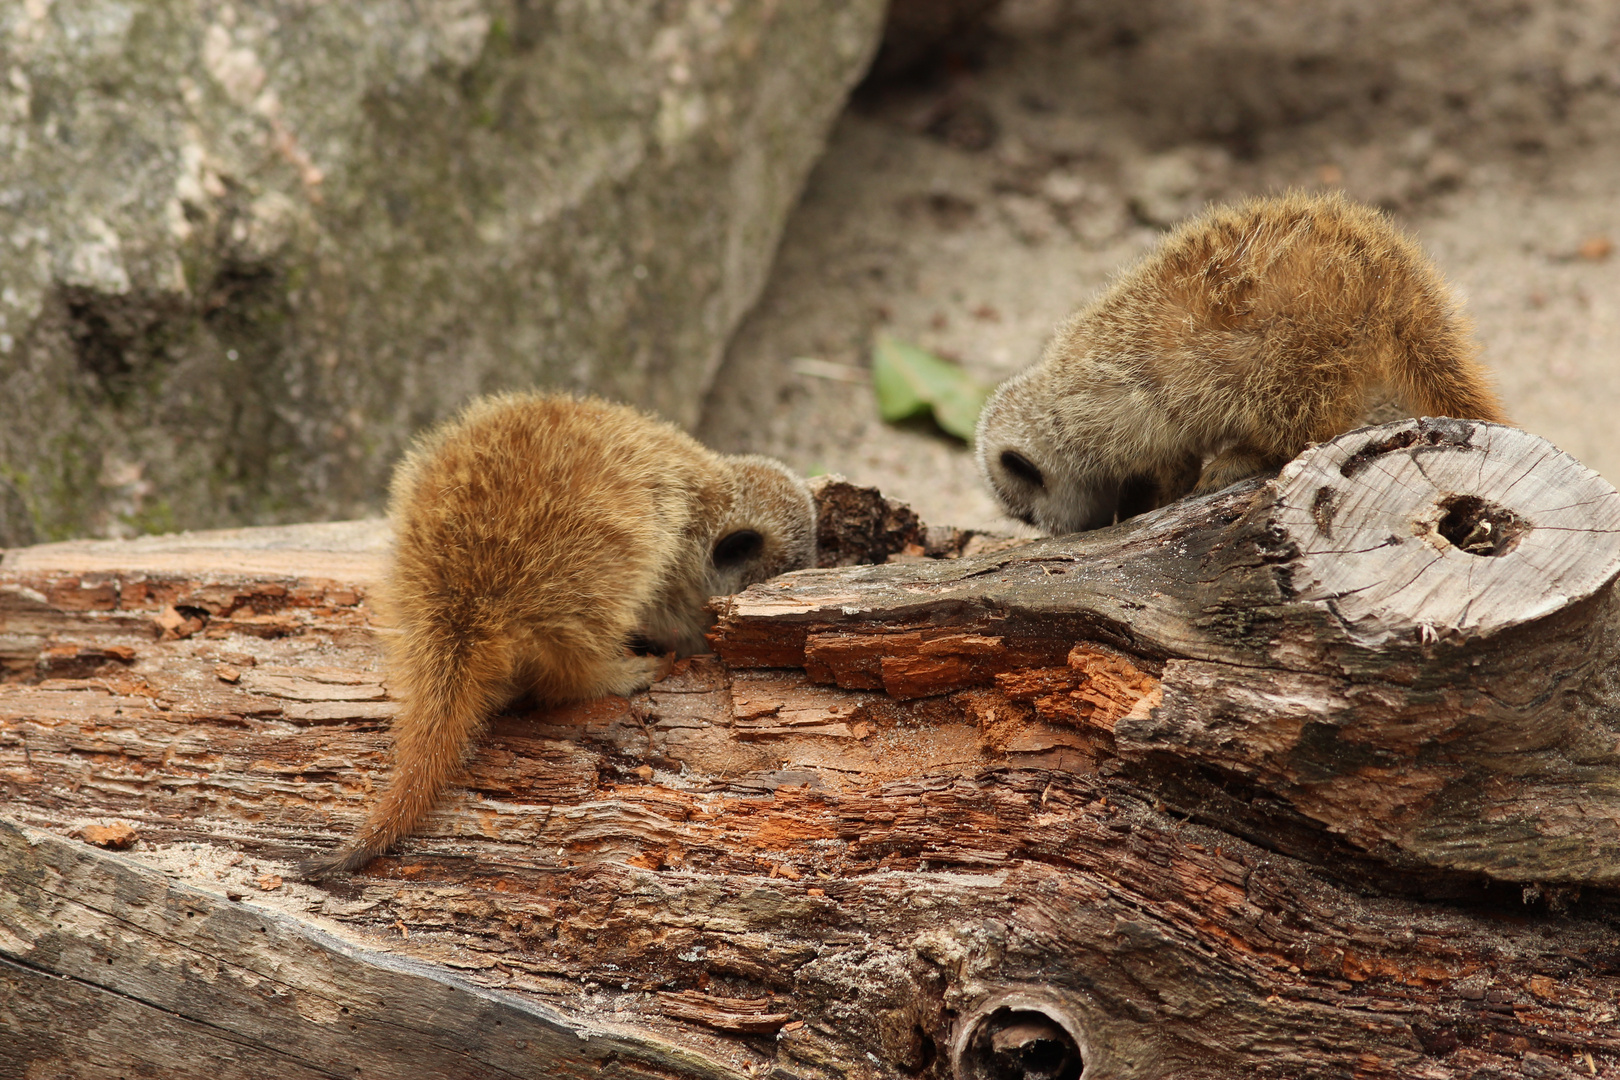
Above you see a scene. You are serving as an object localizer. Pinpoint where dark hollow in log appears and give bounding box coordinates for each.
[4,419,1620,1079]
[952,993,1090,1080]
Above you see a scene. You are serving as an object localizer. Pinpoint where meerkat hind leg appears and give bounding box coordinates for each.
[1197,446,1288,492]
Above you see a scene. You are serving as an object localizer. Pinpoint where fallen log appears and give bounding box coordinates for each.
[3,418,1619,1080]
[715,417,1620,891]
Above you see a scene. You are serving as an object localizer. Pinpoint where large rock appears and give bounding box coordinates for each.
[0,0,885,544]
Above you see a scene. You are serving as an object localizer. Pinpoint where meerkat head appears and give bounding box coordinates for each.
[976,368,1124,536]
[706,455,817,596]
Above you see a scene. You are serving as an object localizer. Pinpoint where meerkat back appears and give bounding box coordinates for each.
[387,394,720,703]
[977,191,1508,535]
[304,393,814,876]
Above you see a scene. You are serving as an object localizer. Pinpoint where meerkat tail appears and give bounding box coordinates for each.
[1409,372,1509,425]
[1385,303,1511,425]
[1390,351,1510,425]
[299,632,513,878]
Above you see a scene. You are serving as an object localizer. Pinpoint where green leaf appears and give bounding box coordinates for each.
[870,334,992,442]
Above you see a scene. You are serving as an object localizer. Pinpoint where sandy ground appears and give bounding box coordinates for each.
[698,2,1620,534]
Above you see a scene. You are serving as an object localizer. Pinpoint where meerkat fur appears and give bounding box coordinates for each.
[977,191,1508,535]
[302,392,815,877]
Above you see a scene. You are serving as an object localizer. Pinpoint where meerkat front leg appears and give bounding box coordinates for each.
[1197,446,1287,492]
[1117,451,1203,521]
[1157,451,1204,506]
[594,651,674,698]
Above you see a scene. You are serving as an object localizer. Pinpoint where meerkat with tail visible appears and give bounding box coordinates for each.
[977,191,1508,534]
[302,393,815,877]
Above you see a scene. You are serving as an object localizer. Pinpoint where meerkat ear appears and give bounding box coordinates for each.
[999,449,1045,490]
[713,529,765,568]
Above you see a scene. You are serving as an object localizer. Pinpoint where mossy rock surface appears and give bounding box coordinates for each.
[0,0,884,543]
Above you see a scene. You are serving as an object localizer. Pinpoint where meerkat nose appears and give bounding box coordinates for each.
[999,449,1045,490]
[713,529,764,567]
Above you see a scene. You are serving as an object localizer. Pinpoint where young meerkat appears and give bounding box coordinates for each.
[303,392,815,877]
[977,191,1509,534]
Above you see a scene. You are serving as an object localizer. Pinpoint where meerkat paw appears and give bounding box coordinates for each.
[602,651,674,698]
[1197,448,1286,492]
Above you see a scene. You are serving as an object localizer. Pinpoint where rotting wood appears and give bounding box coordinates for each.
[3,421,1620,1080]
[713,419,1620,889]
[0,821,742,1080]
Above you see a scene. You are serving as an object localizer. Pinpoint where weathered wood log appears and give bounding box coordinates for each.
[715,418,1620,890]
[3,419,1620,1079]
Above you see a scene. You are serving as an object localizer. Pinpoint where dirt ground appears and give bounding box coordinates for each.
[698,0,1620,534]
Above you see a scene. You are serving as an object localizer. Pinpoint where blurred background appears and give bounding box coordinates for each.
[701,0,1620,531]
[3,0,1618,544]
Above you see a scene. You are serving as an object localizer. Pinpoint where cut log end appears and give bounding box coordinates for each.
[1271,418,1620,642]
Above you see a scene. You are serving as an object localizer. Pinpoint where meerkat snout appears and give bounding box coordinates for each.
[977,190,1507,535]
[302,393,815,878]
[975,373,1129,534]
[704,455,816,598]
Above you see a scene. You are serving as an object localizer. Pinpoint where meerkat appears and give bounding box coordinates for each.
[976,191,1509,535]
[302,392,815,877]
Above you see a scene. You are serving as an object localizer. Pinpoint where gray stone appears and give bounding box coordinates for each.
[0,0,885,543]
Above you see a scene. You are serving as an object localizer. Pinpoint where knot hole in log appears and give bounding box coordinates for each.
[953,995,1088,1080]
[1426,493,1528,556]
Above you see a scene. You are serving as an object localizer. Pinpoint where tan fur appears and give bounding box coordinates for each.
[302,393,815,876]
[976,191,1508,535]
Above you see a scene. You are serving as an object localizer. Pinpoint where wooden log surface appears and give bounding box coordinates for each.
[3,420,1620,1079]
[713,419,1620,887]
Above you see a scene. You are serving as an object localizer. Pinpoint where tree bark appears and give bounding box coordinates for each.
[3,419,1619,1080]
[716,418,1620,890]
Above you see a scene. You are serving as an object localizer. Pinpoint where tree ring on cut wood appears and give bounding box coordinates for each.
[952,991,1089,1080]
[1121,418,1620,887]
[1269,417,1620,643]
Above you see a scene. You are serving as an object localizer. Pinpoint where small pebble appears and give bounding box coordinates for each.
[1578,235,1612,261]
